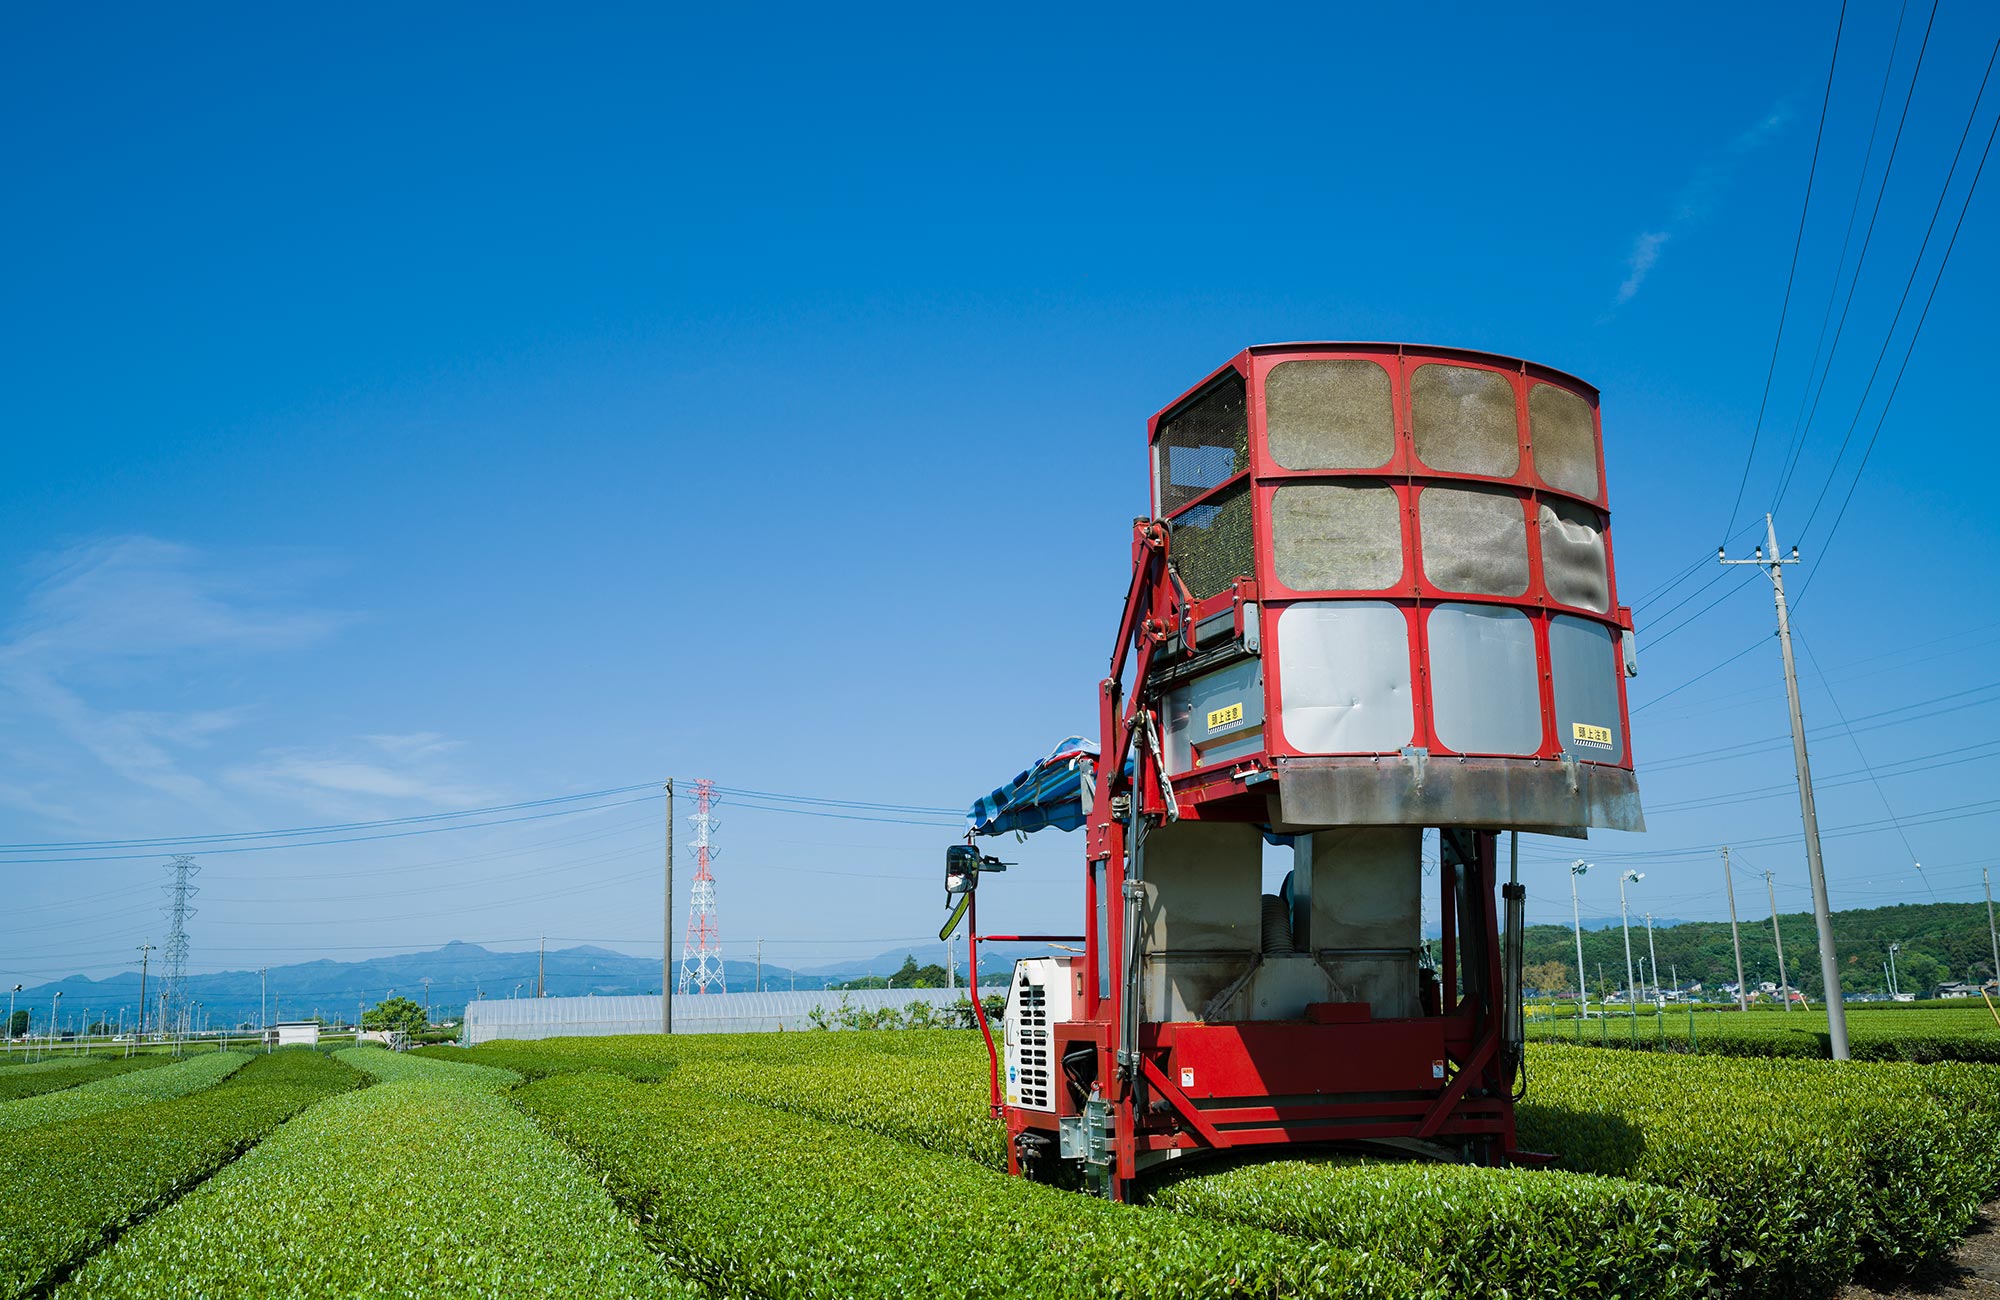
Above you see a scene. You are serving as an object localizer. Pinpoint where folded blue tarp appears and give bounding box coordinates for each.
[966,736,1099,836]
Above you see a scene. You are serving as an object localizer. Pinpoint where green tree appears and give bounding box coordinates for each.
[1522,960,1572,996]
[836,954,952,990]
[7,1009,25,1039]
[361,996,427,1036]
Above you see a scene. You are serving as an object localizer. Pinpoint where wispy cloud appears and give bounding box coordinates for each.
[226,734,495,816]
[1616,231,1672,304]
[0,536,344,813]
[1608,102,1794,311]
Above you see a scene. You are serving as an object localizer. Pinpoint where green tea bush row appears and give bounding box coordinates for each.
[0,1051,248,1133]
[1151,1158,1719,1300]
[0,1055,172,1102]
[1519,1044,2000,1296]
[679,1042,1006,1168]
[443,1030,1009,1165]
[1528,1006,2000,1063]
[336,1043,519,1089]
[58,1051,693,1300]
[0,1049,360,1298]
[519,1072,1412,1299]
[415,1040,674,1081]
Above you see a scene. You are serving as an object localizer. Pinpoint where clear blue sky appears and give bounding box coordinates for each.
[4,3,1997,987]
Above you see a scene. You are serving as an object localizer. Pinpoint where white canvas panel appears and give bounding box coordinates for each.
[1427,603,1543,755]
[1276,601,1414,754]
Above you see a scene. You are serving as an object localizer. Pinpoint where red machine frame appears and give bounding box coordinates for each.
[979,344,1631,1200]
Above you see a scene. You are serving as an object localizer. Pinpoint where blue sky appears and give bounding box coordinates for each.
[4,3,1998,988]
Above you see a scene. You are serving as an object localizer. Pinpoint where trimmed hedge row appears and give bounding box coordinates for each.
[519,1071,1413,1299]
[0,1056,172,1102]
[680,1045,1006,1168]
[0,1051,248,1133]
[0,1049,360,1298]
[336,1043,520,1089]
[414,1040,674,1081]
[453,1029,2000,1298]
[1151,1158,1719,1300]
[1529,1006,2000,1063]
[1519,1044,2000,1297]
[58,1051,693,1299]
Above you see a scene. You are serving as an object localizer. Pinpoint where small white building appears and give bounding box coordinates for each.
[274,1021,320,1048]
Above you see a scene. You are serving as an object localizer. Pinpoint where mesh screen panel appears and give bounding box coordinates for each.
[1265,359,1395,470]
[1411,364,1519,477]
[1419,484,1529,596]
[1169,480,1254,600]
[1272,481,1404,592]
[1539,499,1610,612]
[1157,372,1249,514]
[1529,383,1599,498]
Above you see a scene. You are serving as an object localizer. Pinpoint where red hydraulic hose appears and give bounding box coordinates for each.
[968,891,1001,1116]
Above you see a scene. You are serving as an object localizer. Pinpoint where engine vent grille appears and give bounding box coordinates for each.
[1015,971,1051,1110]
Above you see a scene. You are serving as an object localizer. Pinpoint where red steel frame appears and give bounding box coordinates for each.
[997,344,1626,1200]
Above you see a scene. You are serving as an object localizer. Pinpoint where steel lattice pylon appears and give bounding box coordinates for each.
[677,780,726,994]
[161,854,200,1038]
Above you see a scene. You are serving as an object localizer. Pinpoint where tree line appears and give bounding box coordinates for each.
[1518,900,1996,998]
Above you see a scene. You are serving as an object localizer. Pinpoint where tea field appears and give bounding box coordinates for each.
[1528,1003,2000,1062]
[2,1028,1996,1298]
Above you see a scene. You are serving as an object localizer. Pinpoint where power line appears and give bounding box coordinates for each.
[1771,0,1918,509]
[1630,638,1767,715]
[1798,633,1935,902]
[1720,0,1849,543]
[1642,567,1760,649]
[1770,0,1943,512]
[1631,524,1762,613]
[0,781,665,853]
[1793,41,2000,603]
[1646,678,2000,770]
[0,793,664,866]
[1645,736,2000,815]
[1639,616,2000,722]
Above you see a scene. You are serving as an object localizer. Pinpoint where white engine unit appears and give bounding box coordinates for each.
[1003,956,1073,1113]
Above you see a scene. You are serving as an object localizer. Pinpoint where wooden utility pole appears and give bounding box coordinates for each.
[1722,515,1848,1057]
[1984,868,1999,995]
[662,779,675,1035]
[1722,848,1747,1012]
[136,943,154,1038]
[1764,871,1792,1013]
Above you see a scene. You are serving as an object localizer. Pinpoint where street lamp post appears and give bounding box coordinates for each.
[49,990,62,1062]
[1618,871,1645,1016]
[6,984,19,1056]
[1569,861,1592,1015]
[1888,943,1901,999]
[1644,911,1660,1003]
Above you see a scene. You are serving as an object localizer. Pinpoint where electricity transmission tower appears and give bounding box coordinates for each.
[677,780,726,994]
[161,855,200,1042]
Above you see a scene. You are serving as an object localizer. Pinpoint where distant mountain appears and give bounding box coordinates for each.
[798,944,1046,983]
[9,941,851,1033]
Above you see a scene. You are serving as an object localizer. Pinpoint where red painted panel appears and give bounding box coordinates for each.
[1154,1021,1448,1098]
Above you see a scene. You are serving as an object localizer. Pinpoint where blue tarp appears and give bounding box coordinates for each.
[967,736,1294,845]
[966,736,1098,836]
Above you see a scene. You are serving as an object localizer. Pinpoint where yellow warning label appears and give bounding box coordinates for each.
[1572,722,1614,747]
[1207,702,1244,730]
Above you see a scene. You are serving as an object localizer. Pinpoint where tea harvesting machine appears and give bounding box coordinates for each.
[943,343,1644,1200]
